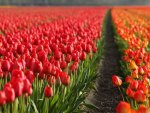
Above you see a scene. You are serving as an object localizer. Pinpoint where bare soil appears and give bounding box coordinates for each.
[86,11,122,113]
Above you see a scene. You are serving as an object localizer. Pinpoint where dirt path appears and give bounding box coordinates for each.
[86,11,121,113]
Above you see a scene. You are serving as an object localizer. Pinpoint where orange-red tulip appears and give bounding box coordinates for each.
[112,75,122,86]
[116,101,131,113]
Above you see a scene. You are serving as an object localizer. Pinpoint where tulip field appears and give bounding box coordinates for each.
[0,7,108,113]
[112,7,150,113]
[0,6,150,113]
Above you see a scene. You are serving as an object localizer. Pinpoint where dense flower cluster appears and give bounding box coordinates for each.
[0,7,107,110]
[112,7,150,113]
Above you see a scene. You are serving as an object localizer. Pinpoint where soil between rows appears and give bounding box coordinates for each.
[86,11,122,113]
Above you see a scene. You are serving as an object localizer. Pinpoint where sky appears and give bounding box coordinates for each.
[0,0,150,5]
[82,0,150,5]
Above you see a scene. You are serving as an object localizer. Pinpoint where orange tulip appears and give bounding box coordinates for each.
[131,70,139,79]
[137,105,146,113]
[131,109,137,113]
[116,101,131,113]
[129,60,138,70]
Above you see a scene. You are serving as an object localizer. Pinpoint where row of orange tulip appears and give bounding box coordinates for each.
[112,7,150,113]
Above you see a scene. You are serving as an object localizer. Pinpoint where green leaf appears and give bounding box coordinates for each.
[31,100,39,113]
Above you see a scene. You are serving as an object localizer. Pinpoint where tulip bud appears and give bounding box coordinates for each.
[25,70,34,83]
[129,80,139,91]
[54,50,62,60]
[129,60,138,70]
[17,44,25,54]
[67,45,73,54]
[72,52,79,62]
[131,109,137,113]
[4,87,15,103]
[1,60,10,72]
[60,61,67,69]
[44,86,53,97]
[125,76,133,84]
[138,67,144,75]
[126,88,135,98]
[65,54,72,63]
[112,75,122,86]
[43,62,52,74]
[138,84,148,95]
[92,46,97,53]
[59,72,70,86]
[70,62,79,72]
[80,52,86,61]
[85,44,91,53]
[11,79,24,97]
[134,90,146,103]
[116,101,131,113]
[0,91,6,106]
[137,105,147,113]
[23,79,32,94]
[31,61,43,73]
[38,50,47,62]
[131,70,139,79]
[12,69,25,79]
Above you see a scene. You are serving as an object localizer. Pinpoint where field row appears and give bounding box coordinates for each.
[0,7,108,113]
[112,7,150,113]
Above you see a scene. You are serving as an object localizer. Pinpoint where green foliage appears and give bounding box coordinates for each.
[146,42,150,52]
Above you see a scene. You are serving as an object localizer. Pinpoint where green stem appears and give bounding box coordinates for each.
[118,87,124,101]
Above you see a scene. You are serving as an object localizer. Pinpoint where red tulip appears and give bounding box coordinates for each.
[1,60,10,72]
[54,50,62,60]
[125,76,133,84]
[23,79,32,94]
[4,87,15,103]
[11,78,24,97]
[60,61,67,69]
[80,52,86,60]
[129,80,139,91]
[38,50,47,62]
[112,75,122,86]
[0,91,6,106]
[67,45,73,54]
[11,69,25,79]
[44,86,53,97]
[70,61,79,72]
[65,54,72,63]
[31,61,43,73]
[134,90,146,103]
[126,88,135,98]
[17,44,25,54]
[43,62,52,74]
[138,67,144,75]
[13,61,23,70]
[59,72,70,86]
[25,70,34,83]
[72,52,79,62]
[137,105,147,113]
[138,84,148,95]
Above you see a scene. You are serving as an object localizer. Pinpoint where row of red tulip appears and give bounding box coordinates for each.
[112,7,150,113]
[0,7,107,112]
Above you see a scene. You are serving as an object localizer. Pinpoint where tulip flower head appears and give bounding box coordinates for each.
[116,101,131,113]
[112,75,122,86]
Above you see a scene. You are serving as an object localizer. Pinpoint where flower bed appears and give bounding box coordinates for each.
[112,7,150,113]
[0,7,108,113]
